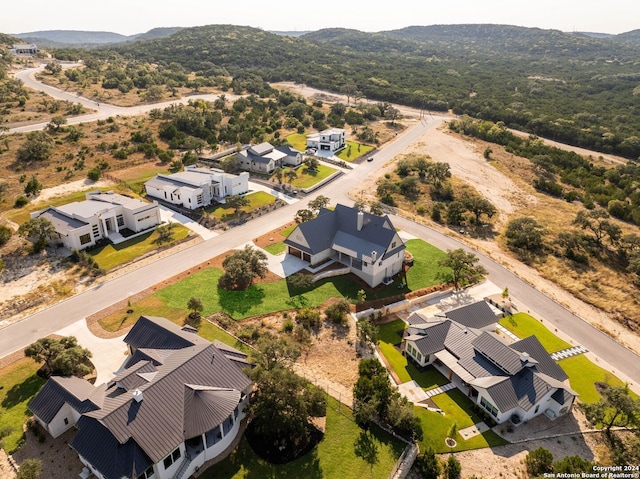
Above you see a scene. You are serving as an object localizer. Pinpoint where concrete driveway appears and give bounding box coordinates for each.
[55,320,128,385]
[159,205,218,240]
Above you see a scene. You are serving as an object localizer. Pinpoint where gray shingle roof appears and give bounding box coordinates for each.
[284,204,404,259]
[445,301,498,330]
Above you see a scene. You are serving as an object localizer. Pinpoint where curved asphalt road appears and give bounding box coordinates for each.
[2,69,638,391]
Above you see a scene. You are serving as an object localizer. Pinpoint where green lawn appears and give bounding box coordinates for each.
[335,141,375,162]
[0,358,45,453]
[115,167,170,193]
[558,355,633,404]
[201,397,405,479]
[89,224,190,270]
[207,191,276,220]
[499,313,572,353]
[403,239,449,290]
[280,224,297,237]
[264,241,286,255]
[284,165,337,189]
[284,133,308,152]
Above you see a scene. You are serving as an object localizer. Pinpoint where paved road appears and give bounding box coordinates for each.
[2,69,639,390]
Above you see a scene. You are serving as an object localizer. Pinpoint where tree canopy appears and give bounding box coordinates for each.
[24,336,93,377]
[438,248,488,290]
[218,244,268,290]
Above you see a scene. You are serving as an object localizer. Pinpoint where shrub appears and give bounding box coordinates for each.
[525,447,554,477]
[87,167,102,181]
[0,225,11,246]
[282,319,294,333]
[14,196,29,208]
[324,299,351,324]
[295,308,322,329]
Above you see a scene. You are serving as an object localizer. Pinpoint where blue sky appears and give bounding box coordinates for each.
[2,0,638,36]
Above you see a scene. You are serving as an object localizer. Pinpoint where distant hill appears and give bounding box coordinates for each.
[271,31,311,37]
[573,31,614,39]
[14,27,182,47]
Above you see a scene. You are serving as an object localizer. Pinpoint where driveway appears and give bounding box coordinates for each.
[54,319,128,385]
[159,205,217,240]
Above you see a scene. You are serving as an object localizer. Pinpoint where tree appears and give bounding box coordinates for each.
[0,225,11,246]
[24,336,92,377]
[246,337,326,460]
[17,458,42,479]
[554,455,595,474]
[284,169,298,190]
[225,194,250,216]
[187,297,204,319]
[525,447,554,477]
[155,222,175,244]
[461,194,497,224]
[324,298,351,324]
[294,208,314,224]
[219,244,268,290]
[47,115,67,132]
[273,166,284,185]
[16,131,54,163]
[18,217,57,253]
[305,157,319,171]
[87,167,102,181]
[24,175,43,197]
[353,359,393,424]
[579,384,640,434]
[438,248,488,290]
[414,448,441,479]
[308,195,330,214]
[573,208,621,249]
[504,217,546,253]
[446,201,467,226]
[356,316,379,350]
[444,455,462,479]
[425,162,452,189]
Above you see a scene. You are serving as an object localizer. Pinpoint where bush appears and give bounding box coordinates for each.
[17,458,42,479]
[295,308,322,329]
[87,167,102,181]
[0,225,11,246]
[324,299,351,324]
[525,447,554,477]
[14,196,29,208]
[282,319,294,333]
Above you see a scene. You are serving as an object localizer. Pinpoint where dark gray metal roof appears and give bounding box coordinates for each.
[445,301,498,330]
[511,336,568,381]
[28,376,102,423]
[472,332,524,375]
[407,321,451,356]
[483,368,554,412]
[249,142,274,156]
[123,315,205,351]
[71,416,153,479]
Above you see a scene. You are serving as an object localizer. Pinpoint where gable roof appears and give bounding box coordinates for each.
[31,317,252,479]
[284,204,403,259]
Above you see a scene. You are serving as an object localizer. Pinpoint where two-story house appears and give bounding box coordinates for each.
[306,128,346,155]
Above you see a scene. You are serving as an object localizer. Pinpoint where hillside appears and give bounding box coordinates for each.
[14,27,182,47]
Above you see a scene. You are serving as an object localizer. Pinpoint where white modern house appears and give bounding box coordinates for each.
[9,43,40,55]
[31,190,161,251]
[403,302,578,425]
[284,204,406,287]
[144,165,249,209]
[29,316,253,479]
[306,128,346,155]
[236,142,303,174]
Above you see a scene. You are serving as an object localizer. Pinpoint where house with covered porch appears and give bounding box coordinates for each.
[28,316,253,479]
[284,204,405,287]
[403,303,577,425]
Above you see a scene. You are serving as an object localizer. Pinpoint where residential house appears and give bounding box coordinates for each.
[144,165,249,209]
[29,316,253,479]
[31,190,161,251]
[306,128,346,155]
[236,142,303,174]
[10,43,40,55]
[284,204,406,287]
[403,303,577,424]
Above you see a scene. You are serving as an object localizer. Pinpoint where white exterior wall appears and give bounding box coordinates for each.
[158,443,186,479]
[129,206,161,232]
[310,249,332,265]
[405,342,430,367]
[79,455,108,479]
[46,403,78,438]
[64,224,96,251]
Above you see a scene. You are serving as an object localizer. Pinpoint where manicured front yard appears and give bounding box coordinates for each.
[281,164,337,189]
[335,141,374,162]
[89,224,190,270]
[403,239,449,290]
[206,191,276,220]
[0,358,45,453]
[284,133,308,152]
[499,313,572,353]
[558,355,633,404]
[201,397,406,479]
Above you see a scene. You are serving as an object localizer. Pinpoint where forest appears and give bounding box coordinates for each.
[41,23,640,160]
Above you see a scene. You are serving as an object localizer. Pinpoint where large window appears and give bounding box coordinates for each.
[163,447,181,470]
[480,396,499,417]
[137,466,155,479]
[79,233,91,245]
[116,215,124,227]
[205,425,222,448]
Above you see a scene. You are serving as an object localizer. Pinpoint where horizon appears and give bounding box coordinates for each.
[2,0,638,37]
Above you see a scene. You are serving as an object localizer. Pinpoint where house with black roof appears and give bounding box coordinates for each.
[284,204,406,287]
[403,302,577,424]
[29,316,252,479]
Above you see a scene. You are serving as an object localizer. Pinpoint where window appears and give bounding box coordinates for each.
[480,397,499,417]
[391,241,396,248]
[79,233,91,245]
[196,194,203,204]
[116,215,124,227]
[63,418,69,425]
[205,425,222,447]
[163,447,181,470]
[137,466,155,479]
[92,224,100,239]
